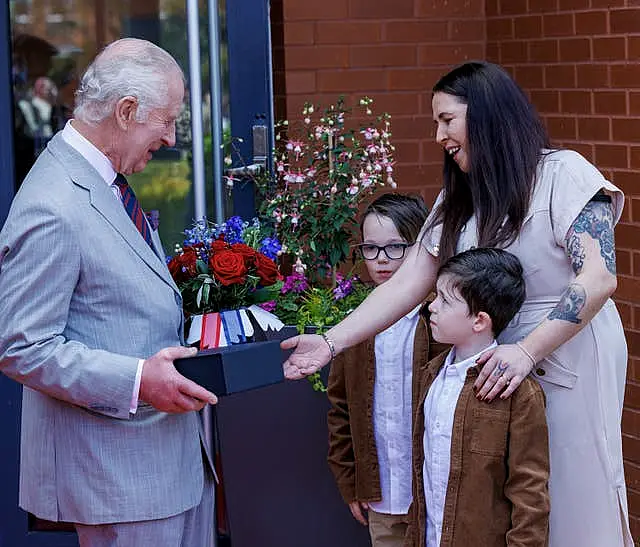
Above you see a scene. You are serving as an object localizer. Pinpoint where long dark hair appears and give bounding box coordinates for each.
[428,61,551,261]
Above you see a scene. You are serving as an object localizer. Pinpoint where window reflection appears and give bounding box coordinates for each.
[9,0,230,255]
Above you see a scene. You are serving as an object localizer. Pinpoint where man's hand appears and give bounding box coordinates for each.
[281,334,332,380]
[139,346,218,413]
[348,500,369,526]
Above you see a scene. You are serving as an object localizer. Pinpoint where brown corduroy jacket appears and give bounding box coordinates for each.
[405,350,551,547]
[326,305,448,505]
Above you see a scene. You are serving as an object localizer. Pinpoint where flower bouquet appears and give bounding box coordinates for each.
[168,216,289,395]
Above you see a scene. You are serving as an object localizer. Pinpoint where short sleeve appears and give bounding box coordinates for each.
[418,190,445,257]
[544,150,624,248]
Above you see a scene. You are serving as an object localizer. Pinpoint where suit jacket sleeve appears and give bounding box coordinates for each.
[326,350,357,503]
[505,381,551,546]
[0,200,138,420]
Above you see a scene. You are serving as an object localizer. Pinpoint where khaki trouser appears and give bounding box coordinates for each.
[368,509,409,547]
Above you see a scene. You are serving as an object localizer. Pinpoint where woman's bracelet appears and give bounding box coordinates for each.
[516,341,537,368]
[321,333,336,363]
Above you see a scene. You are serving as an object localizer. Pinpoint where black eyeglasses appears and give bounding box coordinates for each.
[356,242,413,261]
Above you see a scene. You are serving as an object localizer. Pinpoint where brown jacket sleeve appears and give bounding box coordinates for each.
[505,380,551,547]
[326,350,357,504]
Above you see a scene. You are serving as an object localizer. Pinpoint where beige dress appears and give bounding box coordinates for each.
[422,149,633,547]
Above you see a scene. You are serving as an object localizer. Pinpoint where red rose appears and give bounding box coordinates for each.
[211,237,229,252]
[209,250,247,286]
[254,253,279,286]
[168,247,198,283]
[231,243,257,266]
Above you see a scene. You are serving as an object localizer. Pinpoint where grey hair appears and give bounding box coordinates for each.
[74,38,185,125]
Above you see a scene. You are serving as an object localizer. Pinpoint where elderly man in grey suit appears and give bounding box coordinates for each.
[0,38,218,546]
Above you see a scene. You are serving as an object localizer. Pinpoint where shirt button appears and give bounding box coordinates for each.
[536,368,546,376]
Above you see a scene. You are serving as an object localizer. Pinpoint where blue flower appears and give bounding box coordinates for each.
[222,215,246,244]
[259,236,282,260]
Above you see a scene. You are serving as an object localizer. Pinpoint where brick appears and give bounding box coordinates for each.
[283,22,315,46]
[499,0,527,15]
[560,90,591,114]
[610,8,640,34]
[449,19,486,42]
[617,276,640,304]
[499,40,528,64]
[393,140,421,163]
[618,224,640,252]
[285,0,348,21]
[631,93,640,116]
[514,15,543,39]
[350,0,415,18]
[558,38,591,63]
[285,71,316,94]
[417,0,484,17]
[527,0,558,13]
[423,141,445,163]
[577,64,610,88]
[612,65,640,88]
[351,45,418,68]
[594,91,627,116]
[592,0,624,6]
[613,119,640,143]
[388,67,445,91]
[623,409,640,438]
[546,116,577,140]
[574,10,608,36]
[545,64,576,89]
[625,380,640,411]
[593,37,626,62]
[392,116,432,140]
[316,69,389,93]
[529,39,559,63]
[372,93,421,116]
[611,171,638,197]
[595,144,628,169]
[578,117,610,141]
[630,147,640,169]
[543,13,574,36]
[619,300,633,324]
[515,65,544,89]
[628,36,640,61]
[486,42,500,63]
[633,198,640,223]
[559,0,589,9]
[285,46,349,70]
[487,17,514,40]
[486,0,499,17]
[315,21,381,45]
[384,21,448,43]
[530,90,560,113]
[418,43,484,66]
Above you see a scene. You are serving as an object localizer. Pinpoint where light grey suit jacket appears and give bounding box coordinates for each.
[0,133,204,524]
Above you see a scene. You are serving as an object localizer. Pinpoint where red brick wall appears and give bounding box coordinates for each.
[485,1,640,538]
[273,0,640,537]
[271,0,485,206]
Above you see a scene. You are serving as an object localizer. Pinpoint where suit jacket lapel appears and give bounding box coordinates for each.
[47,134,180,295]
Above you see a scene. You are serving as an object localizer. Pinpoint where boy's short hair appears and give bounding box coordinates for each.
[437,248,525,336]
[359,193,428,244]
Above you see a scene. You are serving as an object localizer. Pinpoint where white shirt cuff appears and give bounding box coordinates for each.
[130,359,145,414]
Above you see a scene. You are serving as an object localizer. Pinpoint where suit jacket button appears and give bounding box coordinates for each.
[174,294,182,305]
[535,368,546,376]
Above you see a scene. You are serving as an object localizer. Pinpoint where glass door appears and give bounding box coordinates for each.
[0,0,273,544]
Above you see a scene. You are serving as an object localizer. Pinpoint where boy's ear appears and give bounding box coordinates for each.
[472,311,493,335]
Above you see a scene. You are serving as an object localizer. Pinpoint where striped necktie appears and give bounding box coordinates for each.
[113,173,154,250]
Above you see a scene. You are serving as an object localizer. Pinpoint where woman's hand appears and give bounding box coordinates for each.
[281,334,332,380]
[474,344,535,401]
[348,500,369,526]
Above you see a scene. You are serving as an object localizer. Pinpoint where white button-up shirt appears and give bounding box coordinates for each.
[423,341,497,546]
[368,306,421,515]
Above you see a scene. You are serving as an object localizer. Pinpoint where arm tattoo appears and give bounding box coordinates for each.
[548,283,586,324]
[565,201,616,275]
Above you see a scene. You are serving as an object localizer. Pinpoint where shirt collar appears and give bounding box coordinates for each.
[61,120,117,186]
[443,340,497,382]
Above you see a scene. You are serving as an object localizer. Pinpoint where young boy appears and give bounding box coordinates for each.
[406,248,550,547]
[327,193,446,547]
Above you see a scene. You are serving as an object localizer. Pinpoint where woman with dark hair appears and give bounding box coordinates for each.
[283,61,632,546]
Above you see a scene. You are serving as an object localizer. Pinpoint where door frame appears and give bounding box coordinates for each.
[0,0,274,543]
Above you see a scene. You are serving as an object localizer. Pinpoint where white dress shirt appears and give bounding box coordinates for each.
[368,306,421,515]
[423,341,497,547]
[61,121,144,414]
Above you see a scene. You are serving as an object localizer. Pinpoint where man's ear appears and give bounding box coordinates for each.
[114,96,138,130]
[472,311,493,335]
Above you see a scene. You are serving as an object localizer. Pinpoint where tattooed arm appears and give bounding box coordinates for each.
[475,198,618,400]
